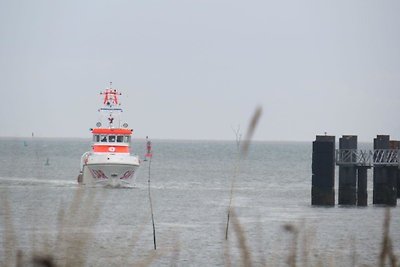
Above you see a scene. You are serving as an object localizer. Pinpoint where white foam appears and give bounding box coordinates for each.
[0,176,78,187]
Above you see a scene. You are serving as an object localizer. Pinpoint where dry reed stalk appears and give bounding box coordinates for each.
[128,216,151,252]
[131,250,162,267]
[45,187,105,266]
[225,106,262,241]
[54,188,86,266]
[225,126,241,241]
[31,254,56,267]
[379,208,398,267]
[16,250,23,267]
[223,224,232,267]
[298,221,314,267]
[240,106,262,158]
[350,236,357,267]
[283,223,299,267]
[168,238,181,266]
[0,191,17,267]
[255,220,267,267]
[68,189,104,266]
[130,237,178,267]
[1,181,168,267]
[231,209,253,267]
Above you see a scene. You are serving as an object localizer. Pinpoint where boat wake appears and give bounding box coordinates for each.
[103,183,137,189]
[0,177,78,188]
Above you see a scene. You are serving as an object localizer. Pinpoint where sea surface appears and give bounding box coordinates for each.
[0,138,399,266]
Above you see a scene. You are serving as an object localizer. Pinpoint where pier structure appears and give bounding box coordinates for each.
[336,135,371,206]
[312,134,400,206]
[337,136,358,205]
[389,140,400,200]
[372,136,399,205]
[311,135,335,206]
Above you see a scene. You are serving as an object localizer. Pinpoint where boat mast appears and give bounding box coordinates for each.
[98,82,123,128]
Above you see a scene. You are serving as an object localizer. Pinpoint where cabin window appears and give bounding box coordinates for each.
[101,135,107,142]
[124,136,131,143]
[109,135,116,142]
[94,135,100,142]
[117,136,124,142]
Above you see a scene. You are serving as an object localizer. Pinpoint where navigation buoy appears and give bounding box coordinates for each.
[144,136,153,161]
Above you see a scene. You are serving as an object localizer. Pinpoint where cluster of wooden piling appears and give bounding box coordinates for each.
[311,135,400,206]
[337,135,368,206]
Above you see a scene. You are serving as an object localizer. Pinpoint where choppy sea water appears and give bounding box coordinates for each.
[0,138,399,266]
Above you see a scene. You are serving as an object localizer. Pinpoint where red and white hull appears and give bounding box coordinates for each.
[79,153,140,187]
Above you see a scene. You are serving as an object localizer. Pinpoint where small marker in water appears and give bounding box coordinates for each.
[144,136,153,161]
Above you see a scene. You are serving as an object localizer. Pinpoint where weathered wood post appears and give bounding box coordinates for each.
[397,166,400,199]
[338,135,357,205]
[373,135,397,206]
[357,167,368,206]
[397,169,400,199]
[389,140,400,200]
[312,135,335,206]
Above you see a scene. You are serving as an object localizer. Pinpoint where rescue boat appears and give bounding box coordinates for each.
[77,84,140,187]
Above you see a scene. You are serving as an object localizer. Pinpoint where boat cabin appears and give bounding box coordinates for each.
[90,128,133,154]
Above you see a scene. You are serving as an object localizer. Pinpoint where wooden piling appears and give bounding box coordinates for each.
[338,135,357,205]
[397,171,400,199]
[373,135,397,206]
[397,169,400,199]
[389,140,400,199]
[357,167,368,206]
[312,135,335,206]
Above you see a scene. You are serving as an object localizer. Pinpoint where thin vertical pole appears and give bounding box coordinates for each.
[148,157,157,250]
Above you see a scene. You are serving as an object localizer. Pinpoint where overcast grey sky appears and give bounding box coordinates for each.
[0,0,399,141]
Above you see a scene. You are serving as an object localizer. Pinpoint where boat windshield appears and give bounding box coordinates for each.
[94,134,130,143]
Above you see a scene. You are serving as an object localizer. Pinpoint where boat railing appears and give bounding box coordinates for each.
[80,151,92,171]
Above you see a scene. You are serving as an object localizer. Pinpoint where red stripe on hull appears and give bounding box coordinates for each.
[93,145,129,153]
[91,128,133,135]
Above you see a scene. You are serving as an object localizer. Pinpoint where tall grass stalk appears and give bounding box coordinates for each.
[225,106,262,240]
[283,223,299,267]
[231,210,253,267]
[1,191,17,267]
[1,188,105,267]
[55,188,104,266]
[225,125,242,241]
[379,208,398,267]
